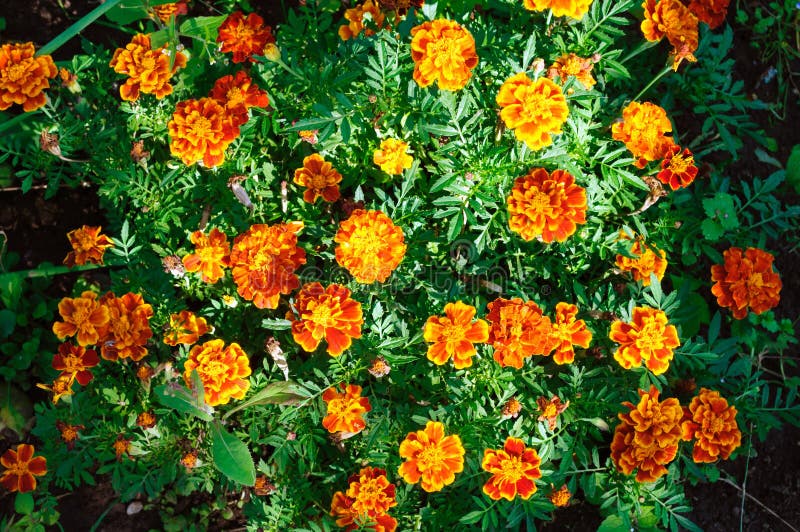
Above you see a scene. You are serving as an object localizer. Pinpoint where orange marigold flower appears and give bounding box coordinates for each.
[254,475,276,496]
[0,42,57,112]
[507,168,587,243]
[0,444,47,493]
[58,67,80,93]
[63,225,114,267]
[52,291,110,346]
[56,421,84,451]
[548,484,571,507]
[398,421,464,492]
[182,228,231,284]
[98,292,154,362]
[547,53,596,90]
[136,364,155,382]
[322,384,372,434]
[681,388,742,463]
[291,283,363,356]
[481,436,542,501]
[496,73,569,151]
[36,374,76,404]
[423,301,489,369]
[217,11,275,63]
[293,153,343,204]
[711,247,782,319]
[368,356,391,378]
[168,97,239,167]
[410,19,478,91]
[136,411,157,429]
[164,310,211,346]
[609,306,680,375]
[486,297,555,369]
[180,450,198,469]
[345,466,397,517]
[523,0,594,19]
[229,222,306,309]
[611,101,675,168]
[687,0,729,29]
[184,339,251,406]
[109,33,186,101]
[52,342,100,386]
[298,129,319,145]
[641,0,699,70]
[339,0,388,40]
[549,302,592,364]
[152,0,189,22]
[373,138,413,175]
[113,434,133,461]
[657,145,698,190]
[537,395,569,430]
[501,397,523,419]
[331,489,397,532]
[209,71,269,127]
[615,233,668,287]
[335,210,406,284]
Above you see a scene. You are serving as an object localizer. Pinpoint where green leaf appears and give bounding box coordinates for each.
[700,219,725,241]
[786,145,800,193]
[597,514,628,532]
[0,309,16,338]
[153,371,214,421]
[15,492,34,515]
[210,420,256,486]
[261,318,293,330]
[459,510,484,525]
[180,16,227,39]
[223,380,312,419]
[105,0,176,25]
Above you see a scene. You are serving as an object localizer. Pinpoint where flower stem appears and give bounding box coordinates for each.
[632,65,672,102]
[38,0,125,57]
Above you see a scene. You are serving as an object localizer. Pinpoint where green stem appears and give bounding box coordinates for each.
[632,65,672,102]
[37,0,125,57]
[0,112,36,136]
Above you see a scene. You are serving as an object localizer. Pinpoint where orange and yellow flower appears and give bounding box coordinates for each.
[335,210,406,284]
[136,411,157,429]
[657,145,698,190]
[609,306,680,375]
[63,225,114,267]
[168,97,239,167]
[36,374,76,404]
[507,168,587,243]
[291,282,364,356]
[615,233,668,286]
[496,73,569,151]
[502,397,523,419]
[612,101,675,168]
[322,384,372,434]
[0,444,47,493]
[548,484,572,507]
[56,421,84,451]
[163,310,211,346]
[52,291,110,346]
[98,292,154,362]
[423,301,489,369]
[523,0,594,19]
[109,33,186,101]
[486,297,555,369]
[641,0,699,70]
[151,0,189,22]
[52,342,100,386]
[217,11,275,63]
[398,421,464,492]
[537,395,569,430]
[0,42,57,112]
[229,222,307,309]
[681,388,742,463]
[182,228,231,284]
[184,339,251,406]
[410,19,478,91]
[481,436,542,501]
[339,0,388,40]
[688,0,729,29]
[330,466,397,531]
[710,247,782,319]
[209,71,269,127]
[547,53,596,90]
[293,153,343,204]
[549,302,592,364]
[373,138,413,175]
[113,434,133,461]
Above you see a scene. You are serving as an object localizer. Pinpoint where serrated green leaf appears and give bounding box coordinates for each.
[210,421,256,486]
[153,371,214,421]
[223,381,312,419]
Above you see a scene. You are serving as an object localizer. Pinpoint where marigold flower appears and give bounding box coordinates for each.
[537,396,569,430]
[229,222,307,309]
[615,233,668,287]
[368,356,391,378]
[481,436,542,501]
[398,421,465,492]
[609,306,680,375]
[293,153,343,204]
[113,434,133,461]
[109,34,186,101]
[217,11,275,63]
[711,247,781,319]
[501,397,523,419]
[63,225,114,267]
[52,342,100,386]
[486,297,555,369]
[152,0,189,22]
[0,444,47,493]
[548,484,571,507]
[137,364,155,382]
[507,168,587,243]
[335,210,406,284]
[209,71,269,127]
[58,67,80,93]
[331,490,398,532]
[423,301,489,369]
[339,0,388,40]
[164,310,211,346]
[298,129,319,144]
[641,0,699,70]
[136,411,157,429]
[687,0,729,28]
[56,421,84,451]
[180,450,198,469]
[291,283,363,356]
[340,466,397,521]
[611,101,675,168]
[0,42,57,112]
[182,228,231,284]
[52,291,110,346]
[168,97,239,167]
[410,19,478,91]
[523,0,594,19]
[549,302,592,364]
[681,388,742,462]
[322,384,372,434]
[657,145,698,190]
[254,475,277,496]
[37,374,76,404]
[496,73,569,151]
[373,138,413,175]
[98,292,154,362]
[184,339,251,406]
[547,53,596,90]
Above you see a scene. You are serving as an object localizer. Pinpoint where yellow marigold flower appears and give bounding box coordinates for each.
[537,395,569,431]
[209,71,269,127]
[335,209,406,284]
[322,384,372,434]
[410,19,478,91]
[109,34,186,101]
[657,145,699,190]
[63,225,114,268]
[184,339,251,406]
[0,42,57,112]
[681,388,742,463]
[615,232,668,287]
[136,411,157,429]
[482,436,542,501]
[523,0,594,19]
[217,11,275,64]
[609,306,680,375]
[548,484,571,507]
[151,0,189,22]
[486,297,555,369]
[56,421,84,451]
[339,0,388,40]
[164,310,210,346]
[373,138,413,175]
[687,0,729,29]
[423,301,489,369]
[711,247,782,319]
[398,421,464,492]
[547,53,596,90]
[113,434,133,461]
[611,101,675,168]
[0,444,47,493]
[507,168,587,243]
[496,73,569,151]
[98,292,154,362]
[168,97,239,167]
[641,0,699,70]
[52,291,110,346]
[182,228,231,284]
[293,153,342,204]
[549,302,592,364]
[291,282,363,356]
[229,222,307,309]
[36,374,76,404]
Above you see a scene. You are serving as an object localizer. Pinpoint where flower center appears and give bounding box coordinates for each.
[204,359,228,377]
[226,87,244,106]
[527,190,552,215]
[309,302,336,328]
[441,320,467,342]
[4,460,29,476]
[542,403,557,418]
[498,455,526,483]
[636,319,665,353]
[74,231,96,251]
[326,397,348,416]
[60,355,83,373]
[62,427,78,441]
[562,57,583,76]
[350,228,383,256]
[251,250,274,271]
[417,443,444,470]
[189,115,213,139]
[5,63,29,82]
[668,153,692,174]
[521,90,551,121]
[309,172,329,190]
[70,303,92,325]
[431,38,459,64]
